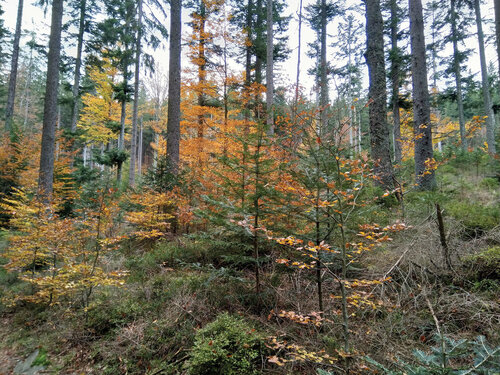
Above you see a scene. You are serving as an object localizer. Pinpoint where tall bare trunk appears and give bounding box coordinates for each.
[450,0,466,149]
[137,119,143,176]
[266,0,274,134]
[70,0,86,132]
[197,1,207,166]
[365,0,394,190]
[319,0,328,133]
[294,0,303,113]
[39,0,64,197]
[495,0,500,92]
[5,0,24,133]
[390,0,402,163]
[166,0,182,174]
[129,0,143,186]
[409,0,436,189]
[255,0,263,86]
[474,0,496,154]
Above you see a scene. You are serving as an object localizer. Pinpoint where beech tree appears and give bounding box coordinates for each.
[409,0,436,190]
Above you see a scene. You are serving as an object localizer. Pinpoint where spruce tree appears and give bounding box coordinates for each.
[167,0,182,175]
[364,0,394,190]
[5,0,24,133]
[409,0,436,189]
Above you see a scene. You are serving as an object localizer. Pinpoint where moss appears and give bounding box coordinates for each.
[187,313,266,375]
[447,202,500,236]
[464,246,500,281]
[479,177,500,190]
[33,347,51,367]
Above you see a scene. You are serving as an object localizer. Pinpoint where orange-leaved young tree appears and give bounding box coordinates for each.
[1,185,126,308]
[270,108,406,352]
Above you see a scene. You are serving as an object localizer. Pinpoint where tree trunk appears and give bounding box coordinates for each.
[450,0,466,149]
[409,0,436,190]
[266,0,274,134]
[365,0,394,190]
[137,119,143,176]
[166,0,182,175]
[70,0,87,132]
[347,16,354,150]
[5,0,24,133]
[495,0,500,92]
[129,0,143,186]
[119,80,127,150]
[245,0,253,90]
[38,0,64,197]
[294,0,303,113]
[255,0,263,86]
[474,0,496,154]
[390,0,402,164]
[319,0,328,133]
[197,1,207,166]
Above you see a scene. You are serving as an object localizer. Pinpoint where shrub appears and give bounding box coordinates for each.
[188,313,265,375]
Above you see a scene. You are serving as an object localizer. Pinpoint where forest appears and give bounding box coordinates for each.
[0,0,499,373]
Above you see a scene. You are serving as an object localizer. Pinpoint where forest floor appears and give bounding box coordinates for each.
[0,317,18,374]
[0,158,499,374]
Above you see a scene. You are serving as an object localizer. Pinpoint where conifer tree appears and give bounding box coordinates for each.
[473,0,496,154]
[266,0,274,134]
[129,0,143,186]
[495,0,500,93]
[167,0,182,175]
[448,0,468,149]
[5,0,24,134]
[305,0,336,132]
[69,0,93,133]
[364,0,394,190]
[39,0,64,197]
[386,0,408,163]
[409,0,436,189]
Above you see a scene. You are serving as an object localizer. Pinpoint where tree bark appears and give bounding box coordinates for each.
[129,0,143,186]
[495,0,500,93]
[319,0,328,133]
[266,0,274,134]
[196,1,206,166]
[166,0,182,175]
[474,0,496,154]
[39,0,64,197]
[137,119,143,176]
[409,0,436,190]
[5,0,24,133]
[389,0,402,164]
[365,0,394,190]
[70,0,86,132]
[450,0,466,149]
[255,0,263,86]
[294,0,303,113]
